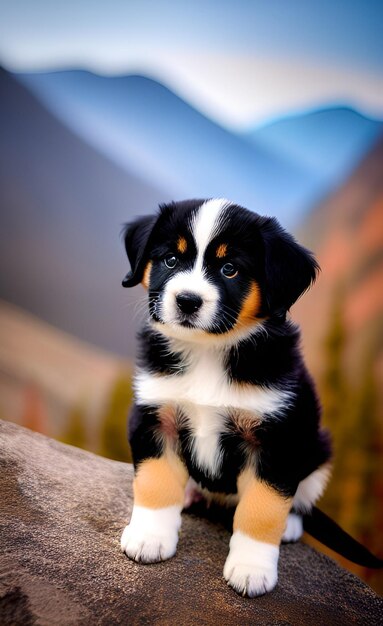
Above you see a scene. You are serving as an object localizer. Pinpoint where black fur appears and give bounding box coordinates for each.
[303,507,383,568]
[137,326,185,376]
[128,404,164,466]
[257,215,319,314]
[122,214,157,287]
[225,318,302,386]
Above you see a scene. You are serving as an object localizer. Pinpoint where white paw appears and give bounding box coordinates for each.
[282,513,303,543]
[223,531,279,597]
[120,504,181,563]
[120,524,178,562]
[224,561,278,597]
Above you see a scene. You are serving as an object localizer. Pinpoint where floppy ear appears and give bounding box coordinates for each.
[259,217,319,313]
[121,214,157,287]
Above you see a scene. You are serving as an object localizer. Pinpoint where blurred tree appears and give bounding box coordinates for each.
[334,347,382,590]
[349,348,383,593]
[321,292,348,429]
[21,382,48,435]
[320,290,349,519]
[348,353,378,536]
[61,401,88,450]
[319,297,383,593]
[99,373,133,462]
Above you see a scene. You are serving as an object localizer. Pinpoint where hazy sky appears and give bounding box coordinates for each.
[1,0,382,128]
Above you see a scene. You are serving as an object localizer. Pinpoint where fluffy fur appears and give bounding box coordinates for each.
[120,198,332,597]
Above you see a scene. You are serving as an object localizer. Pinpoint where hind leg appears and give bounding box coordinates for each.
[183,477,204,509]
[293,465,331,513]
[281,465,331,543]
[282,512,303,543]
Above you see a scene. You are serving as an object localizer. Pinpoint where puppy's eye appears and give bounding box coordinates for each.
[164,254,178,269]
[221,262,238,278]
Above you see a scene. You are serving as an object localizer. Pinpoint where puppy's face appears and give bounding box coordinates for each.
[122,199,318,341]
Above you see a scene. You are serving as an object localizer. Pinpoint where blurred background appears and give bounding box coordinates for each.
[0,0,382,592]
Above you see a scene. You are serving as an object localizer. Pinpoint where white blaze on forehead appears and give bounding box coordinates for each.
[191,198,231,267]
[159,198,231,330]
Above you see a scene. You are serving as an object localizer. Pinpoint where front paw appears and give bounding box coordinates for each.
[120,524,178,563]
[223,531,279,597]
[120,504,181,563]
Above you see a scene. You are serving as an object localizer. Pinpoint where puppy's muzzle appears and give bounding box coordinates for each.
[176,292,203,315]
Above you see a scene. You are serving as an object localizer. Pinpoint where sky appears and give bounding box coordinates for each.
[0,0,382,128]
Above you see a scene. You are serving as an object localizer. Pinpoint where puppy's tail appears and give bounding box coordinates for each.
[303,506,383,568]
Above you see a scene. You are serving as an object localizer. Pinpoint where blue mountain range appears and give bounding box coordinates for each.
[15,69,357,227]
[247,106,381,190]
[1,66,382,357]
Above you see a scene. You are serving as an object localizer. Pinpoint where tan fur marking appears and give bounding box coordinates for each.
[177,236,187,254]
[141,261,152,289]
[134,452,188,509]
[216,243,228,258]
[234,469,292,545]
[238,281,261,324]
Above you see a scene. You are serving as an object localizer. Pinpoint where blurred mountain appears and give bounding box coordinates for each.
[293,134,383,385]
[17,69,324,224]
[0,299,131,445]
[0,67,167,356]
[2,66,382,361]
[248,107,382,194]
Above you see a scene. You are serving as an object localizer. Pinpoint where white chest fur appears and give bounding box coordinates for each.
[135,343,291,477]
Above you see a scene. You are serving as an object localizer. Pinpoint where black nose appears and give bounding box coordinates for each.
[176,292,203,314]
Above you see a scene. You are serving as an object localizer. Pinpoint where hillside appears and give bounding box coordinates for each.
[0,299,131,446]
[293,134,383,382]
[292,136,383,592]
[0,67,164,356]
[17,69,322,222]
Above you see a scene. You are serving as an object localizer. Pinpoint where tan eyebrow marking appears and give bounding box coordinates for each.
[177,236,187,253]
[216,243,227,258]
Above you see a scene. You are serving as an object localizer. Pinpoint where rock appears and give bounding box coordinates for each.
[0,420,382,626]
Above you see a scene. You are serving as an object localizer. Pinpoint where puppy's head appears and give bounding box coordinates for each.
[122,199,319,341]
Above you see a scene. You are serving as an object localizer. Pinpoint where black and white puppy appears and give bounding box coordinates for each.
[120,198,331,597]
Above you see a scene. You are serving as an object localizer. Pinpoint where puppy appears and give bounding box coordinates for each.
[120,198,331,597]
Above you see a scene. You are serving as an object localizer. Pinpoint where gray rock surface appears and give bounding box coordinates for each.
[1,419,382,625]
